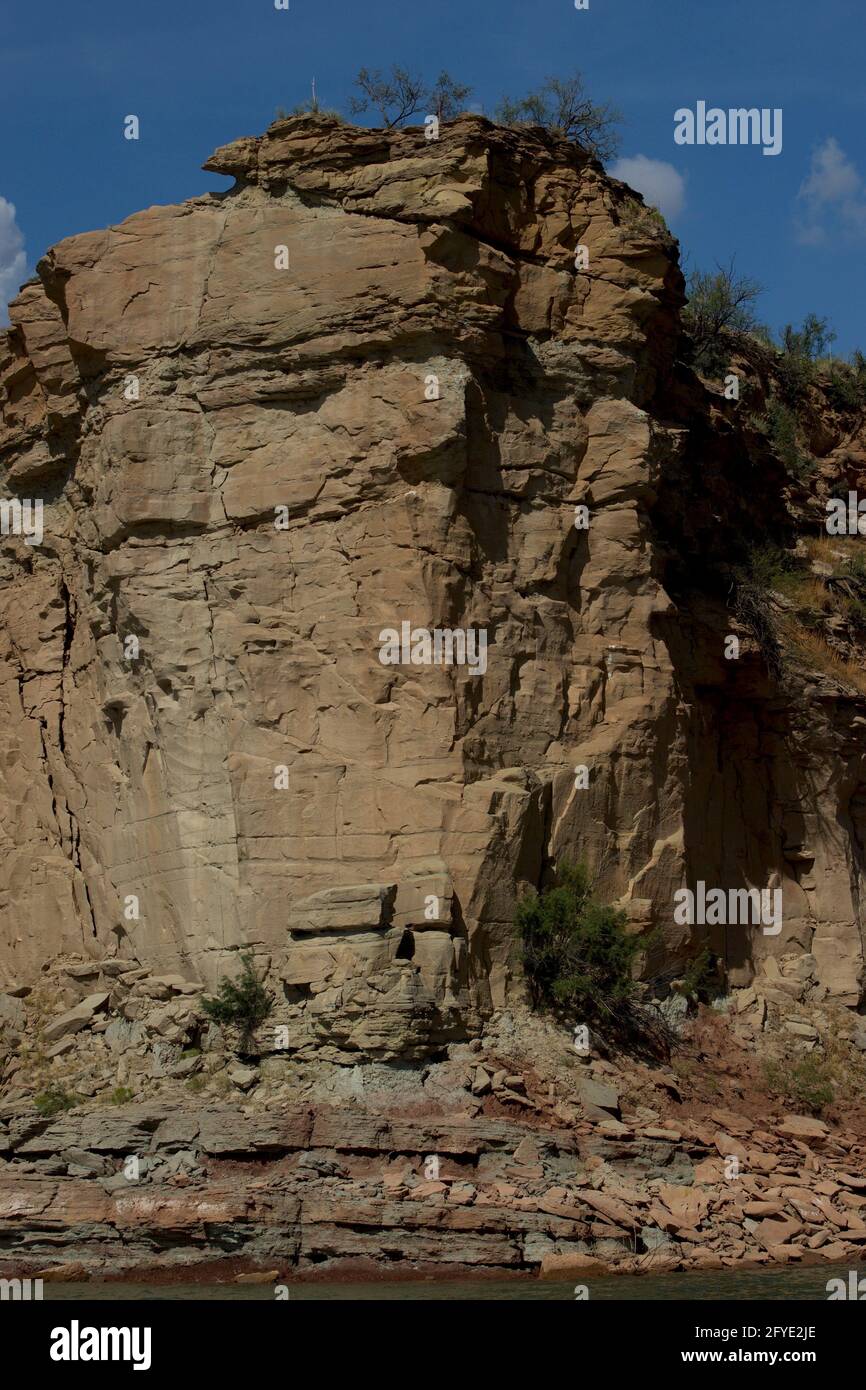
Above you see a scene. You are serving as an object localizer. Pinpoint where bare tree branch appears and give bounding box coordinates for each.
[349,66,426,128]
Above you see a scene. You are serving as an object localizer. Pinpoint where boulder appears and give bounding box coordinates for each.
[288,884,397,933]
[777,1115,829,1140]
[752,1216,804,1249]
[579,1078,620,1120]
[43,993,110,1042]
[539,1253,605,1279]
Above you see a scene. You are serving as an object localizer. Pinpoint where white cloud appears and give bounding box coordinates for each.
[0,197,27,322]
[610,155,686,220]
[796,137,866,244]
[799,137,860,205]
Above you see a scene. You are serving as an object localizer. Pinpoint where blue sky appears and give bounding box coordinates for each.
[1,0,864,350]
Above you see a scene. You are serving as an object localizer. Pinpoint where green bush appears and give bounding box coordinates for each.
[827,366,864,412]
[427,71,473,121]
[275,81,344,122]
[746,541,798,591]
[616,200,674,248]
[34,1086,80,1117]
[764,1052,834,1115]
[848,548,866,584]
[201,953,273,1049]
[827,350,866,412]
[763,397,813,477]
[781,313,836,362]
[275,103,343,121]
[673,948,723,1003]
[731,545,789,679]
[109,1086,134,1105]
[774,314,836,405]
[732,575,784,680]
[347,66,473,128]
[516,861,641,1024]
[748,323,775,347]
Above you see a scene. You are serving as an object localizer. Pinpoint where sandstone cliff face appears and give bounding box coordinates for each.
[0,114,863,1059]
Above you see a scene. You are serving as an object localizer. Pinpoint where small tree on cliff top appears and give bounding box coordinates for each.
[349,66,472,127]
[349,66,427,127]
[682,258,763,374]
[427,71,473,121]
[496,73,622,160]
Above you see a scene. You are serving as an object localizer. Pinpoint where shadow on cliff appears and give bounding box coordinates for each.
[648,362,853,988]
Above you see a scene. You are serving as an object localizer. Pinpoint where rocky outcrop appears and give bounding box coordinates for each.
[0,111,865,1064]
[3,993,866,1282]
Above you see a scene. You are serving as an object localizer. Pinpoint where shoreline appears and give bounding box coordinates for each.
[4,1007,866,1289]
[5,1250,863,1291]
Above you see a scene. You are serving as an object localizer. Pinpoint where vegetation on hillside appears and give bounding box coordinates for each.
[682,260,764,375]
[683,262,865,415]
[201,954,273,1051]
[277,65,620,157]
[763,1052,835,1116]
[348,66,460,127]
[34,1085,80,1117]
[514,860,670,1055]
[672,947,724,1004]
[725,525,866,696]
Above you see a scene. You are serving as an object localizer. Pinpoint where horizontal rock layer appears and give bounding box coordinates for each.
[2,1097,865,1280]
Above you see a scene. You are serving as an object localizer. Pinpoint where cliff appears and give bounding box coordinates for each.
[1,115,866,1283]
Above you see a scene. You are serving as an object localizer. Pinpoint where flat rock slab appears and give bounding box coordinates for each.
[43,994,110,1042]
[777,1115,829,1139]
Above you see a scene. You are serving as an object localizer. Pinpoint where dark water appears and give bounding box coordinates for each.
[40,1262,856,1300]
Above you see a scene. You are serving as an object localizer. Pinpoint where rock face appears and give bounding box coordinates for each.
[0,112,865,1062]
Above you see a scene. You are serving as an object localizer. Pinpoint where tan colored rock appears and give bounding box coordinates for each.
[289,884,397,934]
[836,1173,866,1190]
[694,1158,725,1183]
[816,1241,854,1260]
[753,1215,804,1248]
[43,993,109,1042]
[743,1201,785,1217]
[539,1252,605,1279]
[0,110,864,1059]
[578,1190,635,1228]
[777,1116,829,1140]
[713,1132,748,1163]
[33,1262,91,1282]
[765,1244,802,1262]
[748,1151,780,1174]
[656,1182,707,1229]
